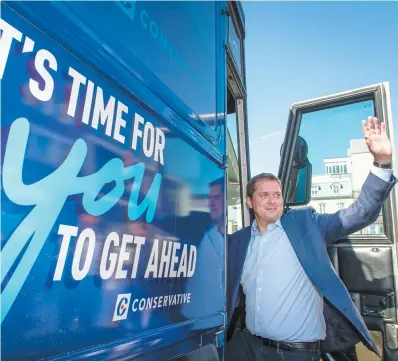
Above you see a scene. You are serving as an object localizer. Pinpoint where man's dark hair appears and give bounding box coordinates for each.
[210,177,225,192]
[246,173,282,199]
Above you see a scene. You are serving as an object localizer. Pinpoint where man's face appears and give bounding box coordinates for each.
[246,179,283,224]
[209,184,223,223]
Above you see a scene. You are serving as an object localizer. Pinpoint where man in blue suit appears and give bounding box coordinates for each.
[226,117,396,361]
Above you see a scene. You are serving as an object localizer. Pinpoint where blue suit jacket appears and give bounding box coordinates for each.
[227,172,397,355]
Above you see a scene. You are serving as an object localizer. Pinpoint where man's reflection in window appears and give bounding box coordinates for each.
[181,177,225,321]
[207,177,226,238]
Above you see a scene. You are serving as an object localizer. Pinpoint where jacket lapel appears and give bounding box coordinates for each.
[230,226,251,316]
[281,211,305,256]
[238,226,252,258]
[280,211,316,279]
[233,226,252,279]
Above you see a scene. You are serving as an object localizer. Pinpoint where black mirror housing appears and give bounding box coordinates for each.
[292,136,308,168]
[284,161,312,207]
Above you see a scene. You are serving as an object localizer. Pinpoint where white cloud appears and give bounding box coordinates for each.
[249,130,285,176]
[250,130,285,146]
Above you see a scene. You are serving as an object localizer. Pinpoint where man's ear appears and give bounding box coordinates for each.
[246,196,252,209]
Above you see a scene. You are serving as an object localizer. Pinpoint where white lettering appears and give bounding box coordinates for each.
[91,86,115,137]
[140,10,149,28]
[100,232,119,279]
[149,21,159,38]
[71,228,96,281]
[114,101,128,144]
[82,80,94,125]
[154,128,165,165]
[53,224,79,281]
[67,67,86,117]
[0,19,22,80]
[139,298,145,311]
[169,241,181,277]
[146,298,153,309]
[131,113,144,150]
[176,244,188,277]
[143,121,155,158]
[29,49,57,102]
[132,299,138,312]
[187,245,197,277]
[127,293,191,313]
[158,240,172,278]
[131,236,145,278]
[115,233,133,279]
[144,239,159,278]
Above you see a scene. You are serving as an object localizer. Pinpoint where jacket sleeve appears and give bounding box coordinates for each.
[311,172,397,244]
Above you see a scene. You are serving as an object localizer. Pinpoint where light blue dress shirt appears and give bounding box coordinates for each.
[241,219,326,342]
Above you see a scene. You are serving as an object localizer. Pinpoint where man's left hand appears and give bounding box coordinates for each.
[362,116,393,164]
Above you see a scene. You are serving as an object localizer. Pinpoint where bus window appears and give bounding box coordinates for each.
[227,6,244,80]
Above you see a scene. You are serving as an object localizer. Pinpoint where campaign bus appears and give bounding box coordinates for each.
[1,1,250,361]
[2,2,398,361]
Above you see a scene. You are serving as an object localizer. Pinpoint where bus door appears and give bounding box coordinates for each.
[279,83,398,361]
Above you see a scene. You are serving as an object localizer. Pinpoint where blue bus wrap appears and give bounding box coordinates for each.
[1,1,247,360]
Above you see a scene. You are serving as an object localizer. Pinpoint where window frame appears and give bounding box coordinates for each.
[225,1,250,229]
[278,82,397,245]
[226,82,249,230]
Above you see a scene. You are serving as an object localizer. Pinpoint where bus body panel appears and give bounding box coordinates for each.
[4,0,228,163]
[1,2,228,360]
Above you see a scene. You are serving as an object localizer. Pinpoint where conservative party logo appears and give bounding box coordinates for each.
[113,293,132,321]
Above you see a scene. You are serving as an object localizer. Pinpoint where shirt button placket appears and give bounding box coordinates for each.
[255,236,264,334]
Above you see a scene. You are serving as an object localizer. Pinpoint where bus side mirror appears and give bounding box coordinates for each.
[292,136,308,169]
[282,137,312,206]
[285,162,312,205]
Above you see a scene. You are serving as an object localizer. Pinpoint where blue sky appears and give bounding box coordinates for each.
[242,1,398,176]
[299,99,375,174]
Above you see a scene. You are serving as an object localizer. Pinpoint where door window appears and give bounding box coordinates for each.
[298,99,386,236]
